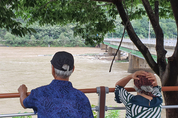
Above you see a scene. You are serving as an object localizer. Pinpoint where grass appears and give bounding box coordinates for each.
[12,116,32,118]
[92,105,120,118]
[12,112,32,118]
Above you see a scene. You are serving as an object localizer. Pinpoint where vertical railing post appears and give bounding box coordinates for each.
[96,86,109,118]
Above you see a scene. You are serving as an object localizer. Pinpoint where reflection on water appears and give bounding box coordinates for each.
[0,47,164,118]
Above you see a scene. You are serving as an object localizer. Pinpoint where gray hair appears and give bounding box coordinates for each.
[134,85,153,93]
[54,67,73,79]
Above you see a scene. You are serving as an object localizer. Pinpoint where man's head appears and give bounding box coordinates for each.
[51,51,74,79]
[134,75,154,96]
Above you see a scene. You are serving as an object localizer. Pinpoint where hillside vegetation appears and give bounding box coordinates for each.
[0,16,176,47]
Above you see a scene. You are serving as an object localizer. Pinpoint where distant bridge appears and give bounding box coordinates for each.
[101,38,176,72]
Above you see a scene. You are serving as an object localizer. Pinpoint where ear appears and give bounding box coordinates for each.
[72,66,75,72]
[51,65,55,77]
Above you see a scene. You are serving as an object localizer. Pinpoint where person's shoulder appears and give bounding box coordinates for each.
[115,85,125,91]
[30,84,50,93]
[72,88,85,95]
[72,88,89,98]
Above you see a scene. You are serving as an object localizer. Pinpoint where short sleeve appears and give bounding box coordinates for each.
[76,92,94,118]
[23,90,38,113]
[114,85,134,105]
[81,98,94,118]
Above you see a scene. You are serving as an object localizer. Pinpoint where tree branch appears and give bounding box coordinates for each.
[162,57,178,86]
[170,0,178,60]
[168,0,178,84]
[113,0,159,75]
[142,0,167,76]
[162,0,178,86]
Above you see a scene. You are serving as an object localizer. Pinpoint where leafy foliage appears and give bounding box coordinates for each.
[0,1,37,37]
[0,23,93,47]
[91,105,120,118]
[105,109,120,118]
[0,0,174,45]
[0,16,176,47]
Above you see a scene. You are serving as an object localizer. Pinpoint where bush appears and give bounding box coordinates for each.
[3,34,89,47]
[92,105,120,118]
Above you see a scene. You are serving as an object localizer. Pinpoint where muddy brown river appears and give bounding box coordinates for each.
[0,47,164,117]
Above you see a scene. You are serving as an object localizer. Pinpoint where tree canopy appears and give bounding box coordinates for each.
[1,0,173,45]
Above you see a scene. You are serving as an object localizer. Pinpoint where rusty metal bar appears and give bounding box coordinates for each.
[98,86,105,118]
[1,86,178,98]
[96,86,109,118]
[0,89,97,98]
[80,88,97,93]
[108,86,178,92]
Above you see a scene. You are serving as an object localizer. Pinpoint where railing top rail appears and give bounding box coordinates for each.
[1,86,178,99]
[104,38,177,47]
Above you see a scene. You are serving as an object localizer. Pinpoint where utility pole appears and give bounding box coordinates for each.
[148,20,150,40]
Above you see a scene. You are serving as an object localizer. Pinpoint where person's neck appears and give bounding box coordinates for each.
[137,92,153,100]
[54,77,69,81]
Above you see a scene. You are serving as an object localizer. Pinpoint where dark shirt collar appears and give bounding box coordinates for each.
[49,79,73,88]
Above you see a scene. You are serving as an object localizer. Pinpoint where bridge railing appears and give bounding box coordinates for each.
[104,38,177,47]
[1,86,178,118]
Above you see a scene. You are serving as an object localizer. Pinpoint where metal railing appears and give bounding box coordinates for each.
[1,86,178,118]
[104,38,177,47]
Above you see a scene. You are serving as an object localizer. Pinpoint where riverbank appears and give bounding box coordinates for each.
[0,43,7,47]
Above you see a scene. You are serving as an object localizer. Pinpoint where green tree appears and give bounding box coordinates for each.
[0,1,36,37]
[1,0,178,117]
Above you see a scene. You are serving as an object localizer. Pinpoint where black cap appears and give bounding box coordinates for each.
[51,51,74,71]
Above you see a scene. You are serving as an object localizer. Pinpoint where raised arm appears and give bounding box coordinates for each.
[18,84,28,109]
[115,70,147,87]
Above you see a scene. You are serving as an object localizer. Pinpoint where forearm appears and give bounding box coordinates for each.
[115,74,133,87]
[19,92,27,109]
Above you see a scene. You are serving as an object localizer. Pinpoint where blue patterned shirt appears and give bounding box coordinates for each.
[23,80,94,118]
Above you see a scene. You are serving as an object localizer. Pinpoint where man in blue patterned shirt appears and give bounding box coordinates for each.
[18,51,94,118]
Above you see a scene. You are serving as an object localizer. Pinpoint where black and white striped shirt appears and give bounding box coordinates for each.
[115,85,162,118]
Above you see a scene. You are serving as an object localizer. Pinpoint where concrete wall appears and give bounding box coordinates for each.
[128,54,153,73]
[100,43,108,51]
[101,43,153,73]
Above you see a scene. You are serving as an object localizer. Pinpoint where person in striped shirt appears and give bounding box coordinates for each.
[114,70,162,118]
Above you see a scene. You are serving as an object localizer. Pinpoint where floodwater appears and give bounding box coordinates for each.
[0,47,164,118]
